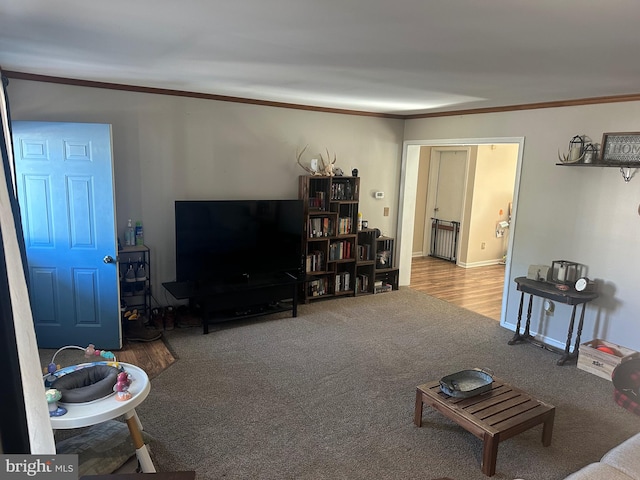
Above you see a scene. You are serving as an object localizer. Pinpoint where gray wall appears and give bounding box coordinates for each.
[7,79,404,307]
[9,77,640,353]
[405,103,640,352]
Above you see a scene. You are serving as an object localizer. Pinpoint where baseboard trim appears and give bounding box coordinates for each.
[501,321,571,352]
[458,259,503,268]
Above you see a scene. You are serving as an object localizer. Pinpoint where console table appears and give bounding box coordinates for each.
[509,277,598,365]
[163,273,302,334]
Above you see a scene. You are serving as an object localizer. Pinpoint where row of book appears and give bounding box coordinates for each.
[329,240,352,261]
[308,217,333,238]
[358,244,372,261]
[308,277,328,297]
[355,274,370,293]
[337,216,354,235]
[310,183,357,206]
[330,182,355,201]
[306,251,325,272]
[335,271,351,292]
[307,274,394,296]
[308,191,326,210]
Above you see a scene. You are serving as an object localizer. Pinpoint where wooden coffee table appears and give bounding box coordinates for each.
[414,377,555,476]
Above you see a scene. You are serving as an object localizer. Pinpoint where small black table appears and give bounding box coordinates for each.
[163,273,302,334]
[509,277,598,365]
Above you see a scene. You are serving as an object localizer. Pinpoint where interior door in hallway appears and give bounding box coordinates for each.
[12,121,121,349]
[424,150,467,256]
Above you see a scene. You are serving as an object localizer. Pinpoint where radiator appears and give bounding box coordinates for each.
[430,219,460,262]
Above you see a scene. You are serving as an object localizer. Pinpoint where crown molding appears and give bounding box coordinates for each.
[4,69,640,120]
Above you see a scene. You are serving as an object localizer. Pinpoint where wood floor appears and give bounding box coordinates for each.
[409,256,505,321]
[116,339,176,379]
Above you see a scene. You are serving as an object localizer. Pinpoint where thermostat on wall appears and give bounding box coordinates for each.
[374,191,384,199]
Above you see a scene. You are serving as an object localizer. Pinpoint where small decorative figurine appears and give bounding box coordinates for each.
[114,371,133,401]
[45,389,67,417]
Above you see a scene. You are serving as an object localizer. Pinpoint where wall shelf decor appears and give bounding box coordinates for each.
[556,131,640,182]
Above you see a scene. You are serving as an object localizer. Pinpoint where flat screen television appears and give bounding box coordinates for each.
[175,200,304,284]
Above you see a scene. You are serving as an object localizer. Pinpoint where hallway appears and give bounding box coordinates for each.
[409,256,505,321]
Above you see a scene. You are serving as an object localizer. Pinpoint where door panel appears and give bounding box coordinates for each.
[12,121,120,349]
[434,150,466,222]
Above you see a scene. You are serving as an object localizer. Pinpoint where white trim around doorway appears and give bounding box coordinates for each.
[396,137,525,325]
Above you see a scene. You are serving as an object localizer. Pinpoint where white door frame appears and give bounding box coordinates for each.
[397,137,525,325]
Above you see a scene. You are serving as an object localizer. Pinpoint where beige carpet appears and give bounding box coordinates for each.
[123,289,640,479]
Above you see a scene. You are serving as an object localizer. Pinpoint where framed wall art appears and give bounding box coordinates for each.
[601,132,640,164]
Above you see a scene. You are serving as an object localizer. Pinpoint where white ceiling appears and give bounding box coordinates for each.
[2,0,640,116]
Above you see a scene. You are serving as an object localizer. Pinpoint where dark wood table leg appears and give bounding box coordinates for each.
[571,304,587,358]
[523,294,533,337]
[481,432,498,476]
[202,299,210,335]
[542,409,555,447]
[414,389,424,427]
[292,283,298,317]
[508,292,526,344]
[557,305,577,365]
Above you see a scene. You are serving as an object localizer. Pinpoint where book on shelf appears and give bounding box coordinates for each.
[329,240,353,261]
[338,216,352,235]
[306,250,325,272]
[308,216,334,238]
[309,277,328,297]
[335,271,351,292]
[309,191,326,210]
[356,274,369,293]
[357,244,371,261]
[331,181,354,201]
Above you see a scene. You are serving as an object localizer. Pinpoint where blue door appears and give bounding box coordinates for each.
[12,121,121,349]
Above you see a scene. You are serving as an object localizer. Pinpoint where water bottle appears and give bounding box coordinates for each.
[135,221,144,246]
[125,219,134,246]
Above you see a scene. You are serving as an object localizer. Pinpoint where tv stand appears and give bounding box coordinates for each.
[162,272,302,334]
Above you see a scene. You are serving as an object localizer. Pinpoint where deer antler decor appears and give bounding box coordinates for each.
[296,146,338,176]
[319,149,337,176]
[296,145,318,175]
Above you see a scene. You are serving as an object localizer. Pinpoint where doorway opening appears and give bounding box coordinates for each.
[397,137,524,325]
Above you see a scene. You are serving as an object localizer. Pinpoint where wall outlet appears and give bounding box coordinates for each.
[383,207,390,216]
[481,242,486,249]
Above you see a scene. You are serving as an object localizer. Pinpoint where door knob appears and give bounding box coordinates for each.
[103,255,115,264]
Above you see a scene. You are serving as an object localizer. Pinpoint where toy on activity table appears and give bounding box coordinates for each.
[114,371,133,401]
[45,388,67,417]
[42,343,124,404]
[44,343,118,380]
[84,343,116,361]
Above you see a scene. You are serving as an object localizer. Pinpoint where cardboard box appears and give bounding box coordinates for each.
[577,339,638,381]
